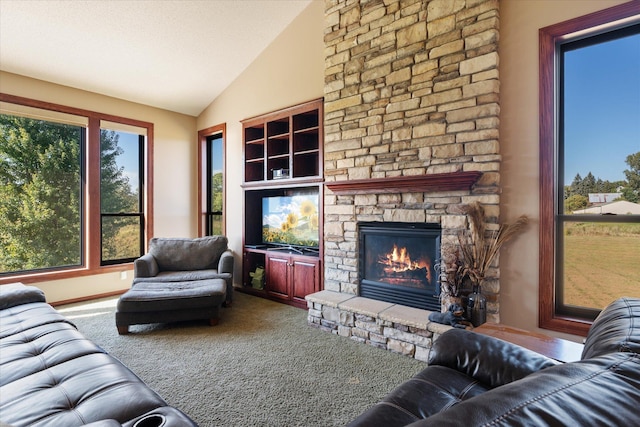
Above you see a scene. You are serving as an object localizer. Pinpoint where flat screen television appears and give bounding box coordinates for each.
[262,194,319,249]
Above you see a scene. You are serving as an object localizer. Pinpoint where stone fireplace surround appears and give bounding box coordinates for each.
[307,170,483,360]
[308,0,501,359]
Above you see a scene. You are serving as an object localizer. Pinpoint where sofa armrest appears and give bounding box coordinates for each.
[134,253,159,278]
[0,283,46,309]
[428,329,560,388]
[218,249,234,274]
[582,297,640,359]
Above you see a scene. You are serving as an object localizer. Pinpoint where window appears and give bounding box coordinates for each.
[539,4,640,335]
[0,94,152,280]
[0,107,85,273]
[198,124,226,236]
[100,122,146,264]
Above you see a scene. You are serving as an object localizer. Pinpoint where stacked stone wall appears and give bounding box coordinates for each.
[306,291,453,361]
[322,0,502,321]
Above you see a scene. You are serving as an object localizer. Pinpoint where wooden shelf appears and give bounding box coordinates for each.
[242,98,323,185]
[325,171,482,195]
[295,149,319,156]
[295,126,319,134]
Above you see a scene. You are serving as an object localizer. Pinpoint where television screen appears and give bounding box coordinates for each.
[262,194,319,248]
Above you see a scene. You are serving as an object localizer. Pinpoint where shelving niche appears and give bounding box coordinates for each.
[241,98,324,309]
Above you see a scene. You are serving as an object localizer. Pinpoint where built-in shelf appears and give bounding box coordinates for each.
[241,99,324,309]
[242,98,323,185]
[324,171,482,195]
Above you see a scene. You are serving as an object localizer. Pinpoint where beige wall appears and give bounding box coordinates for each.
[499,0,628,339]
[196,1,325,282]
[0,71,197,302]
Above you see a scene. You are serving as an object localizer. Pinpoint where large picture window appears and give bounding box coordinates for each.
[0,94,152,281]
[539,4,640,335]
[0,108,85,273]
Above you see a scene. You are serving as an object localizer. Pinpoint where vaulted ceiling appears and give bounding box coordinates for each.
[0,0,313,116]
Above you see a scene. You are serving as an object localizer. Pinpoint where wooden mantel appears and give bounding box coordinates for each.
[324,171,482,195]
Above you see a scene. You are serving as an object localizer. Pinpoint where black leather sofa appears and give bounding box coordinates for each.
[349,297,640,426]
[0,283,198,427]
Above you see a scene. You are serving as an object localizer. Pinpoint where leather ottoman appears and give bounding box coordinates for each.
[115,279,226,334]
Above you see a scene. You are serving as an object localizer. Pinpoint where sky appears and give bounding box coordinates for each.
[563,30,640,184]
[114,131,140,193]
[113,132,223,197]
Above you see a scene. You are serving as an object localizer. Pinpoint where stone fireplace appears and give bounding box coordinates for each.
[321,0,501,318]
[308,0,501,360]
[358,221,441,311]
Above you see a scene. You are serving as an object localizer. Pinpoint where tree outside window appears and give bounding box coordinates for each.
[0,115,83,273]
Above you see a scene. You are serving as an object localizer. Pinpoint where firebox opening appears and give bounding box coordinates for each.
[358,221,441,311]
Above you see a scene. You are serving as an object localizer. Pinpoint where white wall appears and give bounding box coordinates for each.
[196,1,325,282]
[499,0,628,339]
[0,71,197,303]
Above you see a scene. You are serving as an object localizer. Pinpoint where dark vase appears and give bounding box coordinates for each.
[466,284,487,327]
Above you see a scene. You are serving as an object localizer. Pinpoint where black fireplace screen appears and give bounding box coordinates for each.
[358,222,441,311]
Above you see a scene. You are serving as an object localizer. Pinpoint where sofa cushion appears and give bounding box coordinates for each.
[348,365,490,427]
[149,236,228,272]
[0,321,103,386]
[407,352,640,427]
[118,279,226,312]
[0,302,75,339]
[582,297,640,359]
[0,353,168,426]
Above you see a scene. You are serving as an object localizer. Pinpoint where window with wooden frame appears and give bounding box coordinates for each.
[0,93,153,282]
[198,123,226,236]
[539,3,640,335]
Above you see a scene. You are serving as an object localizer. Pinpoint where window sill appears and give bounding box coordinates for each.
[0,263,133,286]
[539,314,592,337]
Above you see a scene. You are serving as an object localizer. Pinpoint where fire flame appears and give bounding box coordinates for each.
[379,244,425,272]
[373,244,433,286]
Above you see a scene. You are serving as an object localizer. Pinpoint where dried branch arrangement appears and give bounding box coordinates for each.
[458,202,529,288]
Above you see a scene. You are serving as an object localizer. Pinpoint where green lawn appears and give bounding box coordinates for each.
[563,223,640,309]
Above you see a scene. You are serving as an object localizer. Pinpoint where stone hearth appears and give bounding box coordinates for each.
[306,290,453,361]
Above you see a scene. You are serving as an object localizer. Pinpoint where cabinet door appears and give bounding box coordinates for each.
[265,255,290,299]
[291,257,320,303]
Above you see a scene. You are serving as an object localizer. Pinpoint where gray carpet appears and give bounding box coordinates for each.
[59,291,425,427]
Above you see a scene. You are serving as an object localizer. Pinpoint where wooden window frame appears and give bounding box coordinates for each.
[538,2,640,335]
[198,123,226,236]
[0,93,153,284]
[99,132,146,266]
